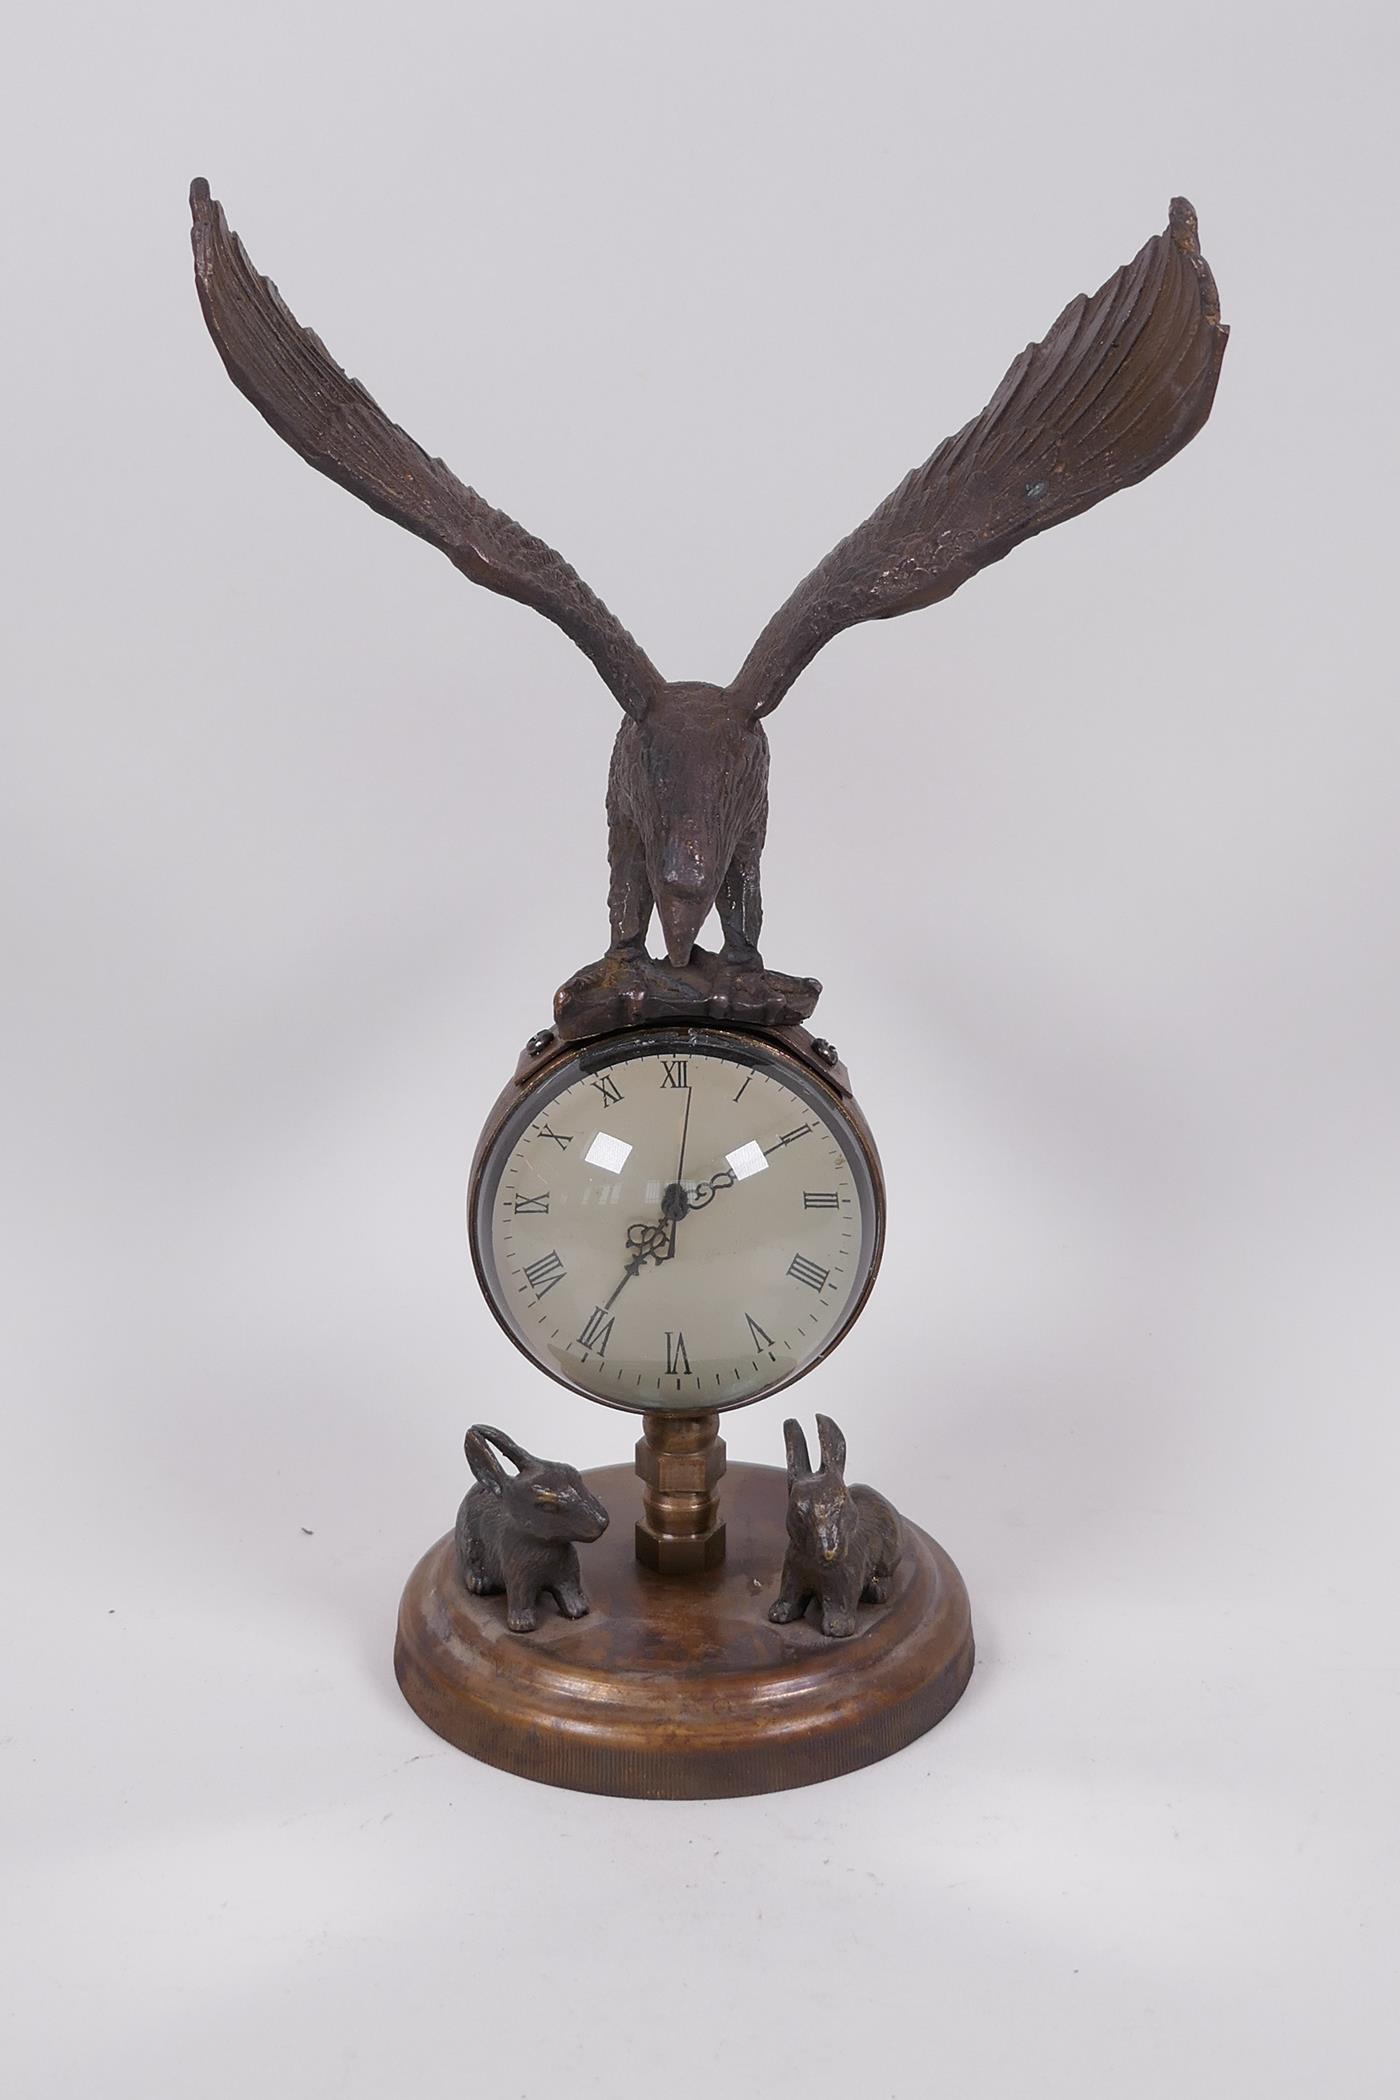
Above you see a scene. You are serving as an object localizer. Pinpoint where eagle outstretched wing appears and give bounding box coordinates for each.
[729,198,1227,719]
[189,179,663,720]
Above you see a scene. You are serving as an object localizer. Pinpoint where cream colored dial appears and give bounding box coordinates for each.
[472,1031,880,1412]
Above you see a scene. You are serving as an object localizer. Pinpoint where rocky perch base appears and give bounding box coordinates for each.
[553,946,822,1043]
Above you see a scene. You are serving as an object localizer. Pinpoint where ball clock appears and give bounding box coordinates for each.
[470,1026,883,1415]
[191,179,1226,1796]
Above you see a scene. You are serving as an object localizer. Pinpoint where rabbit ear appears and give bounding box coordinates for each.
[783,1419,812,1482]
[479,1424,534,1471]
[464,1425,507,1493]
[816,1415,847,1475]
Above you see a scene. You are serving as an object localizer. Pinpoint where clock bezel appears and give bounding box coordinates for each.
[467,1021,886,1416]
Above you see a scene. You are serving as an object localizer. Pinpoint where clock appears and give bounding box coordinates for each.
[469,1026,884,1414]
[193,180,1224,1796]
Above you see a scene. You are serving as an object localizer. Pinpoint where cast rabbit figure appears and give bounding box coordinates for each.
[769,1415,902,1639]
[454,1425,610,1634]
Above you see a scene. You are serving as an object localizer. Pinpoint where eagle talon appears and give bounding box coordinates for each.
[191,181,1225,1011]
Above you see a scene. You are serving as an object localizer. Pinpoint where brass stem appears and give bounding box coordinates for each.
[634,1411,727,1575]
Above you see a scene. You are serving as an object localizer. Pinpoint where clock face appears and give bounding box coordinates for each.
[470,1029,882,1413]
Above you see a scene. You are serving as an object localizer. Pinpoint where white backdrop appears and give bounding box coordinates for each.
[5,3,1398,2094]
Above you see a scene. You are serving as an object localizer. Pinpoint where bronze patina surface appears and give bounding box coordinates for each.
[453,1424,610,1634]
[395,1461,974,1798]
[190,183,1226,1024]
[192,183,1223,1797]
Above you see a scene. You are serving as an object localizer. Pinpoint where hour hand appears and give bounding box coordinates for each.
[628,1216,676,1265]
[603,1217,673,1310]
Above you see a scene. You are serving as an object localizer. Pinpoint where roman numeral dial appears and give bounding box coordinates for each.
[478,1034,880,1414]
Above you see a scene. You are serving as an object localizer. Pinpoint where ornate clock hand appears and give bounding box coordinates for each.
[603,1217,673,1310]
[686,1164,737,1212]
[673,1131,814,1215]
[602,1115,700,1308]
[680,1129,796,1211]
[612,1091,695,1292]
[675,1117,815,1216]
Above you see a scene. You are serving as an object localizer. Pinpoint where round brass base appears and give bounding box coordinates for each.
[394,1461,974,1799]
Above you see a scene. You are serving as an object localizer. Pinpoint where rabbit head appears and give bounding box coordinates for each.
[782,1415,858,1567]
[464,1425,610,1543]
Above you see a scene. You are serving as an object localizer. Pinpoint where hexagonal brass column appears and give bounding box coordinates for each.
[635,1411,727,1574]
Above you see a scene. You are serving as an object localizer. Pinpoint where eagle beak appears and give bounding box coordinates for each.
[656,889,709,967]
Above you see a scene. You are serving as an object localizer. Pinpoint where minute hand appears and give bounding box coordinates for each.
[686,1166,737,1212]
[688,1120,813,1210]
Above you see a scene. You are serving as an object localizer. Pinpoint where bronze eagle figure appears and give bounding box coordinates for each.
[190,181,1226,1038]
